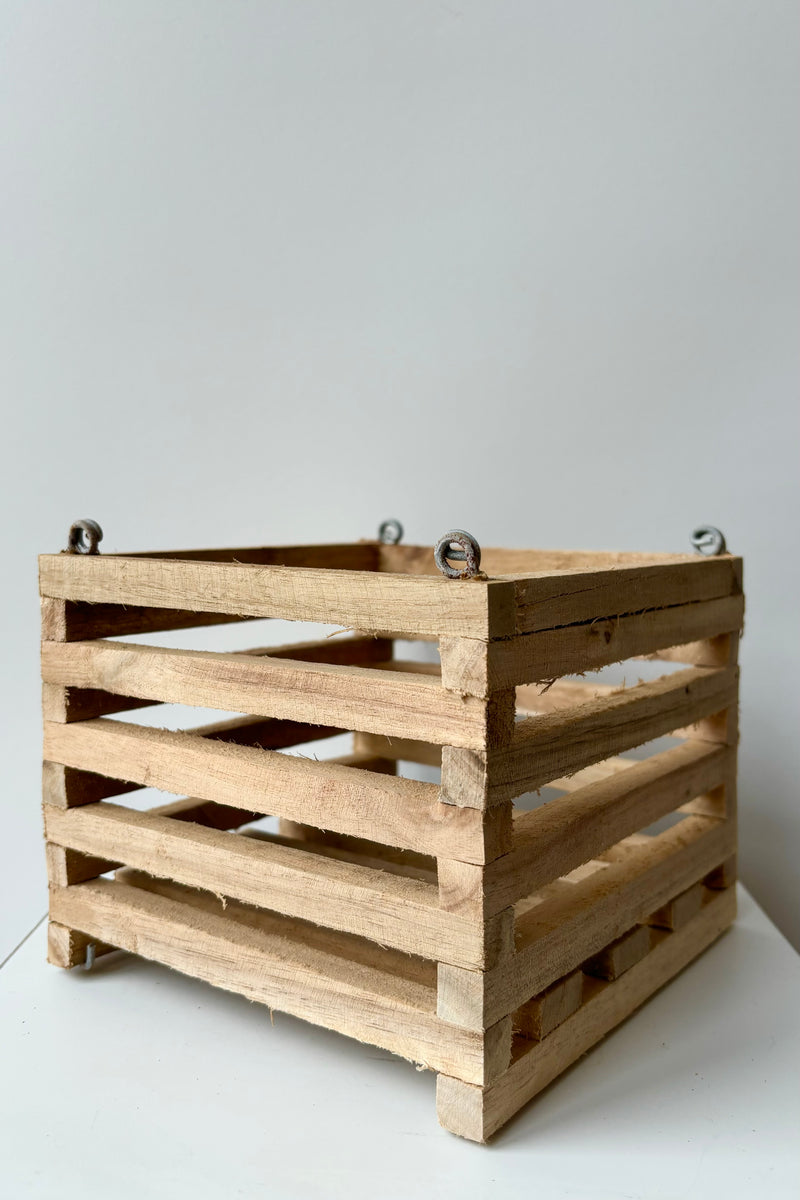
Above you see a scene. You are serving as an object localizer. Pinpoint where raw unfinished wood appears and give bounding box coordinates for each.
[440,595,744,695]
[512,557,742,634]
[478,815,735,1026]
[50,878,502,1085]
[514,971,584,1041]
[436,885,736,1141]
[40,639,495,748]
[484,666,738,804]
[582,924,652,980]
[43,719,496,864]
[39,536,743,1142]
[477,742,733,916]
[43,803,513,969]
[648,881,705,930]
[39,554,517,640]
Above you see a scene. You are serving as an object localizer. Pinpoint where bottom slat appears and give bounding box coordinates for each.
[436,884,736,1141]
[49,876,498,1085]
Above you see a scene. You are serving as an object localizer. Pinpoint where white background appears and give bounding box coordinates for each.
[1,0,798,962]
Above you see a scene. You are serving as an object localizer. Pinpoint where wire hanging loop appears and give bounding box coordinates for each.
[434,529,482,579]
[378,519,403,545]
[67,519,103,555]
[691,525,727,556]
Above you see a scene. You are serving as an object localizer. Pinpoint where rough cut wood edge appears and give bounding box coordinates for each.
[440,595,744,695]
[39,555,516,640]
[379,544,698,576]
[50,877,513,1085]
[484,666,737,803]
[478,816,735,1026]
[479,742,734,913]
[43,802,513,969]
[41,595,259,641]
[40,639,495,749]
[46,921,115,968]
[42,635,394,723]
[436,885,736,1141]
[42,719,497,864]
[514,971,584,1042]
[511,557,742,634]
[582,924,652,981]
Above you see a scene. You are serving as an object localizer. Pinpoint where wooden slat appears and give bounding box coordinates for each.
[436,886,736,1141]
[379,544,704,576]
[43,634,393,723]
[41,595,258,642]
[512,557,742,634]
[479,815,735,1025]
[480,666,737,804]
[479,742,733,915]
[39,554,516,640]
[582,924,652,980]
[514,971,584,1041]
[42,718,495,864]
[49,877,499,1084]
[353,732,442,769]
[516,679,617,714]
[440,595,744,694]
[43,803,510,970]
[40,640,491,748]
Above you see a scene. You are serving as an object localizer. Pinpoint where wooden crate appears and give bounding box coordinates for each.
[39,533,743,1142]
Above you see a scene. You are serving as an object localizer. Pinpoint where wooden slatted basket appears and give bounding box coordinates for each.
[39,530,743,1141]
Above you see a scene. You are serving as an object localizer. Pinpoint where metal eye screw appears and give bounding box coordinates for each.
[67,519,103,555]
[378,519,403,545]
[434,529,482,579]
[691,526,727,556]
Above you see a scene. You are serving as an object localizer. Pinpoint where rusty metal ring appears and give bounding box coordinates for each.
[378,519,403,545]
[67,519,103,555]
[691,526,727,556]
[434,530,481,579]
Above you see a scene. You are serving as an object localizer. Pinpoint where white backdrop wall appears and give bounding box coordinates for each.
[1,1,798,954]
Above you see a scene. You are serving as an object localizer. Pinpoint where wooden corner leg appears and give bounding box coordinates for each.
[45,844,116,969]
[436,1075,489,1143]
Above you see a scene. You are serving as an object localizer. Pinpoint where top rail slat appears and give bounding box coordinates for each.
[39,555,513,640]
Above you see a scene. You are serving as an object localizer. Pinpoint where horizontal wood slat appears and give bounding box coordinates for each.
[49,877,499,1085]
[485,666,737,802]
[42,718,495,864]
[512,558,742,634]
[480,815,735,1024]
[43,804,506,969]
[480,741,733,914]
[40,639,490,747]
[39,555,516,640]
[437,885,736,1140]
[440,595,744,694]
[42,635,394,722]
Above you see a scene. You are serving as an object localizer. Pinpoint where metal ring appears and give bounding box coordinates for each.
[691,526,727,557]
[378,519,403,545]
[67,519,103,555]
[434,530,482,579]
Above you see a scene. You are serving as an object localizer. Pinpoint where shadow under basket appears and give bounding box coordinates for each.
[39,536,743,1142]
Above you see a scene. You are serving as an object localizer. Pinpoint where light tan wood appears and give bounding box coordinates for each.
[512,557,742,634]
[41,639,495,748]
[47,921,115,969]
[436,885,736,1141]
[514,971,584,1041]
[477,742,733,915]
[482,666,738,804]
[41,594,257,641]
[50,877,502,1085]
[42,719,498,864]
[353,732,442,768]
[705,855,737,889]
[582,924,652,980]
[477,815,735,1026]
[39,554,517,639]
[648,881,705,930]
[43,802,513,969]
[440,595,744,694]
[380,544,719,576]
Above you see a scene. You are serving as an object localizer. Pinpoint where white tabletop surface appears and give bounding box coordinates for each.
[1,885,798,1200]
